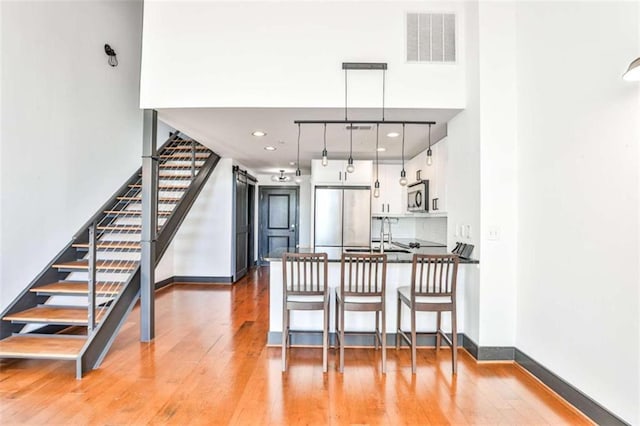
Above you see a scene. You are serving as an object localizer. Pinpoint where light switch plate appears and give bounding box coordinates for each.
[488,226,500,241]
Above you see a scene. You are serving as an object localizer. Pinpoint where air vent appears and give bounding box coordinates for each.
[345,125,372,131]
[406,13,456,63]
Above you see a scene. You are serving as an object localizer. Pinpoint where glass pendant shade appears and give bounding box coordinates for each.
[427,148,433,166]
[399,170,408,186]
[346,157,355,173]
[373,180,380,198]
[321,149,328,166]
[294,169,302,184]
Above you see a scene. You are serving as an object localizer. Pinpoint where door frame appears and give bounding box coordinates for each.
[258,185,300,266]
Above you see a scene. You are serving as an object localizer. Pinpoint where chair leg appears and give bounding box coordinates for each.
[411,308,417,374]
[381,307,386,374]
[395,294,401,350]
[287,310,291,348]
[451,308,458,375]
[436,312,442,351]
[374,311,380,350]
[282,306,288,372]
[339,302,345,373]
[323,301,329,373]
[334,293,339,351]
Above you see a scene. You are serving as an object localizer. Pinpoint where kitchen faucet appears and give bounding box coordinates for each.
[380,217,392,253]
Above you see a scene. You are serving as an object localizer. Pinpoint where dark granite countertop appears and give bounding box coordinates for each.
[265,245,479,264]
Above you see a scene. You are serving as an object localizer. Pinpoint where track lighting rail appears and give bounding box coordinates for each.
[293,120,436,125]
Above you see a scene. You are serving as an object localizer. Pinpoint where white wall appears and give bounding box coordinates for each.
[446,0,481,343]
[515,2,639,423]
[140,1,467,109]
[0,0,144,310]
[477,2,518,347]
[172,158,234,278]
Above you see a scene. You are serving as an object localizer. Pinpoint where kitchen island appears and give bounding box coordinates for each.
[265,241,479,346]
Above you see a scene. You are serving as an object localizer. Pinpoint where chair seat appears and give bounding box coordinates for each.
[336,292,382,304]
[397,286,452,304]
[286,294,326,303]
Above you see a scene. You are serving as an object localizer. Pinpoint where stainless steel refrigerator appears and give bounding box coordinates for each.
[314,186,371,257]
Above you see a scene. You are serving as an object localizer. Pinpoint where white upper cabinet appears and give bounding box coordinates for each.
[311,159,372,185]
[371,164,405,215]
[406,139,448,214]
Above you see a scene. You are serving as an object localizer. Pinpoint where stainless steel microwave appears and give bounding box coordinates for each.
[407,180,429,212]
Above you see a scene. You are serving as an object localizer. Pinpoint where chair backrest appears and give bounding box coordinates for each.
[410,254,459,299]
[282,252,328,297]
[340,253,387,297]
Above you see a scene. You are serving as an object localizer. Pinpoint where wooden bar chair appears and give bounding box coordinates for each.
[282,252,329,373]
[396,254,460,374]
[335,253,387,373]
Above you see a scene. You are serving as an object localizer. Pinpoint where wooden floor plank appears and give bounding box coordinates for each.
[0,268,593,425]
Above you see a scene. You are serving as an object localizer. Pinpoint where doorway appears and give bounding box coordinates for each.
[232,167,257,281]
[258,186,299,265]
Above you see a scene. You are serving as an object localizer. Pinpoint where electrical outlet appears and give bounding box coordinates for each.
[488,226,500,241]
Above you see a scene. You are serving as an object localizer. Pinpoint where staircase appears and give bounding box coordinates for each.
[0,133,220,377]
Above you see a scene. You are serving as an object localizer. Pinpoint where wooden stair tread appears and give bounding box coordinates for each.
[30,281,122,295]
[163,146,208,152]
[0,335,86,360]
[140,173,195,180]
[129,184,188,190]
[158,164,204,169]
[160,153,209,159]
[97,225,143,231]
[73,241,141,250]
[53,260,138,271]
[117,196,181,203]
[3,306,106,325]
[104,210,172,216]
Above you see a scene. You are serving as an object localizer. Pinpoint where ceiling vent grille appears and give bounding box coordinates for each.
[406,13,456,63]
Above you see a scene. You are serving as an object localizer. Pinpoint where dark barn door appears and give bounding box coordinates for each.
[258,187,299,265]
[233,167,256,281]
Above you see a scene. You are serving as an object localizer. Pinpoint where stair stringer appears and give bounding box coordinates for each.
[75,150,221,378]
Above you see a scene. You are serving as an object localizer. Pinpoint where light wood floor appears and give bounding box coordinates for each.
[0,267,591,425]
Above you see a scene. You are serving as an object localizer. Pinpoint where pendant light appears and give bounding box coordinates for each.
[346,125,355,173]
[373,123,380,198]
[399,124,408,186]
[321,123,328,166]
[295,123,302,184]
[426,124,433,166]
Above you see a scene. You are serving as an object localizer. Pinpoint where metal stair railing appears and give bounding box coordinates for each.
[77,136,220,378]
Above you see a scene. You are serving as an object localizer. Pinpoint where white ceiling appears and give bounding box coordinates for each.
[158,107,462,174]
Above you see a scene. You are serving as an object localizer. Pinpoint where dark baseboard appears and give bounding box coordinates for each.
[269,330,628,425]
[514,349,629,426]
[173,275,233,284]
[154,275,234,290]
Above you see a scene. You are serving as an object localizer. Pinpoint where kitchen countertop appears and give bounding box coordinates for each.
[265,243,479,264]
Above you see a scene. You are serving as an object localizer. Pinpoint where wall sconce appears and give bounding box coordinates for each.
[104,44,118,67]
[623,57,640,81]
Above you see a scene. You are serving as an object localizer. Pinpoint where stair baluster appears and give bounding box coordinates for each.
[88,221,97,332]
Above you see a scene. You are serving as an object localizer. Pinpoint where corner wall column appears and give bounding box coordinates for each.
[141,109,158,342]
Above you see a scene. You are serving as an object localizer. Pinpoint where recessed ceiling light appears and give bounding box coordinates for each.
[252,130,267,137]
[289,161,296,166]
[278,140,285,145]
[377,147,387,152]
[264,146,276,151]
[387,132,400,138]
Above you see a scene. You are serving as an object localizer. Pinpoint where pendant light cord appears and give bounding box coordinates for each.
[376,124,380,180]
[401,123,406,171]
[296,123,301,172]
[349,125,353,159]
[382,69,386,121]
[428,123,432,149]
[323,123,327,151]
[344,69,348,121]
